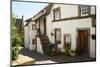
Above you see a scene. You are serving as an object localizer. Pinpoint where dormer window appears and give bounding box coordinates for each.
[80,5,90,16]
[53,7,61,20]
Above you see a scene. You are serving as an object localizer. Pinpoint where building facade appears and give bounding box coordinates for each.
[24,3,96,58]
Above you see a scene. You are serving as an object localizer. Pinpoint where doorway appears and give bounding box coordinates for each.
[77,29,90,55]
[43,18,46,35]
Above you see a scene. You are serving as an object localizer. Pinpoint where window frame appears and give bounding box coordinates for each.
[55,28,61,44]
[53,7,61,20]
[79,5,90,16]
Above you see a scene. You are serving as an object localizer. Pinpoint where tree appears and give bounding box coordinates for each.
[12,14,21,60]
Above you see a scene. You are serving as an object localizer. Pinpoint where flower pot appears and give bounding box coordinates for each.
[70,52,76,56]
[69,51,76,56]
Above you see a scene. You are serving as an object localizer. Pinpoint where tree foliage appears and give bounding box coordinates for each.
[12,14,21,60]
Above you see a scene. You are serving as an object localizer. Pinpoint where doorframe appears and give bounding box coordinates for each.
[76,28,90,55]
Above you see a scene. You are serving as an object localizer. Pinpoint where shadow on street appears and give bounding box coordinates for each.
[19,48,96,64]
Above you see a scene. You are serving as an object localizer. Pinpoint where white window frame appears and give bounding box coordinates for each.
[53,7,61,20]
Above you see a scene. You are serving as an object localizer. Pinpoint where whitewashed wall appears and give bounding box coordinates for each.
[24,21,37,51]
[24,25,30,49]
[52,18,92,50]
[46,4,96,58]
[91,6,96,15]
[51,4,78,20]
[28,21,37,51]
[24,4,96,58]
[90,27,96,58]
[47,17,95,58]
[37,37,43,54]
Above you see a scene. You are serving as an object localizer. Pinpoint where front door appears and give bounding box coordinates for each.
[77,29,89,55]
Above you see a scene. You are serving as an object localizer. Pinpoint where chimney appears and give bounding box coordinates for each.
[22,15,23,22]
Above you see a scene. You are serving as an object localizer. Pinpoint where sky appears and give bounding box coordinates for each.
[12,1,48,21]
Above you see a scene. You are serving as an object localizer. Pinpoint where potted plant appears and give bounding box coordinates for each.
[75,48,81,56]
[63,43,71,56]
[69,50,76,56]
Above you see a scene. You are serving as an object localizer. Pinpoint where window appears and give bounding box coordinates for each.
[64,34,71,49]
[53,7,61,20]
[64,34,71,44]
[55,29,61,44]
[80,5,90,16]
[32,24,37,30]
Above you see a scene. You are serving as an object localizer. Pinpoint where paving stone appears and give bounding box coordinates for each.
[12,61,18,66]
[35,60,56,64]
[12,54,35,66]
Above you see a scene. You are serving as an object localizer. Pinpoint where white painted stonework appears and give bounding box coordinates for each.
[46,4,96,58]
[37,37,43,54]
[29,45,36,51]
[24,4,96,58]
[24,21,37,51]
[28,21,37,51]
[24,24,30,49]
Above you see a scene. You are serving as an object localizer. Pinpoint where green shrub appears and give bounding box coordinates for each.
[63,43,71,56]
[12,14,21,60]
[75,48,81,55]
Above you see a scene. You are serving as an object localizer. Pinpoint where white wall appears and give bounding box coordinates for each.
[24,4,96,58]
[46,13,54,43]
[24,26,30,49]
[52,18,92,50]
[37,37,43,54]
[50,4,96,21]
[46,4,96,58]
[91,6,96,15]
[90,27,96,58]
[47,11,96,57]
[51,4,78,20]
[29,21,37,51]
[24,21,37,51]
[61,5,78,19]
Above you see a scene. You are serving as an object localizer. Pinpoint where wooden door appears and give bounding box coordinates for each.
[78,30,89,54]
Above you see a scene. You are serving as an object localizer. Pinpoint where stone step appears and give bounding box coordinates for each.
[39,35,50,55]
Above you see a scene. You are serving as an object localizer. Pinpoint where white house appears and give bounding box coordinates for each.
[24,3,96,58]
[24,18,37,51]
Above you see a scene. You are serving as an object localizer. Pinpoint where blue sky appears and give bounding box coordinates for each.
[12,1,48,21]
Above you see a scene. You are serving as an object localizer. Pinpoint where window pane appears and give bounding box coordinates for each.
[53,7,60,20]
[80,5,90,16]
